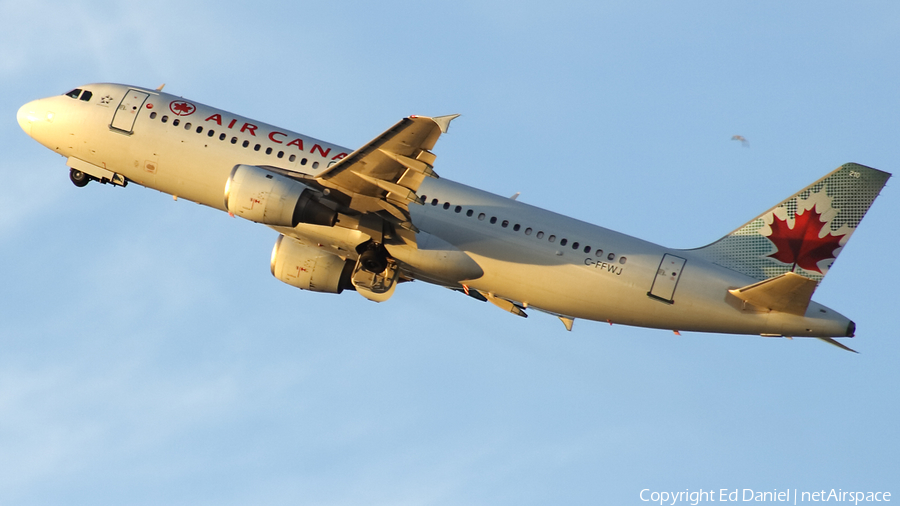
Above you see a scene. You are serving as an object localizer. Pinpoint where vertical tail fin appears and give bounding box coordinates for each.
[693,163,890,283]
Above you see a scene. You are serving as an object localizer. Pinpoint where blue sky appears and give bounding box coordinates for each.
[2,1,898,504]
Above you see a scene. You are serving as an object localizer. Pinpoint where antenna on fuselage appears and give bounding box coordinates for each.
[156,83,166,91]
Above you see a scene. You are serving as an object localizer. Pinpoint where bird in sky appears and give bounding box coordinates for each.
[731,135,749,147]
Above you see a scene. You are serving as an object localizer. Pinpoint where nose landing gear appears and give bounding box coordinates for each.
[67,166,128,188]
[69,168,90,187]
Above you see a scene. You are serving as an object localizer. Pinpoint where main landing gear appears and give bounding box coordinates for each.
[358,243,389,274]
[351,242,400,303]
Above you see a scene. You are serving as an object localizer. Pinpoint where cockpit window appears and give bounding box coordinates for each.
[65,88,82,99]
[79,90,93,102]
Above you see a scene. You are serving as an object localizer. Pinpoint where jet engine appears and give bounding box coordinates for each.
[270,235,355,294]
[225,164,336,227]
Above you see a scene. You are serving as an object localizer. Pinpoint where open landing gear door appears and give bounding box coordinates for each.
[351,261,400,302]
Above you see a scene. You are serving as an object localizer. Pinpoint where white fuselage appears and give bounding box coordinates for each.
[17,83,854,338]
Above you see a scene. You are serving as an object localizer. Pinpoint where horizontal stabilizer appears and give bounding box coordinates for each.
[728,272,817,315]
[817,337,858,353]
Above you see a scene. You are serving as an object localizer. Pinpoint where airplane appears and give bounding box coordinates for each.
[16,83,890,351]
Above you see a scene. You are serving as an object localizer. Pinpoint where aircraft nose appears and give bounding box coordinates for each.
[17,99,50,136]
[17,99,56,137]
[17,102,33,134]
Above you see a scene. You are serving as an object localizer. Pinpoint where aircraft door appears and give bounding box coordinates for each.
[648,254,686,303]
[110,89,150,133]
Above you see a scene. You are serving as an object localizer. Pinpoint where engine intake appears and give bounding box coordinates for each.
[224,164,336,227]
[270,235,355,294]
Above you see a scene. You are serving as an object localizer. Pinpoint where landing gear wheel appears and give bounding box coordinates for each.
[359,246,388,274]
[69,168,90,187]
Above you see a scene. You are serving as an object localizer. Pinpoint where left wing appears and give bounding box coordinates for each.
[313,114,459,231]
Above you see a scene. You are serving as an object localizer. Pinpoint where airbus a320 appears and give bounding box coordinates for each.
[17,84,891,351]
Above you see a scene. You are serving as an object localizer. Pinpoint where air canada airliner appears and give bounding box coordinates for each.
[17,84,890,351]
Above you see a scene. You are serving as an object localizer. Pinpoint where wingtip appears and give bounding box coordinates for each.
[430,114,461,134]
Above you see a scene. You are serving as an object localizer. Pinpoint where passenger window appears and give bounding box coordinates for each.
[242,140,250,148]
[312,162,319,169]
[536,231,544,239]
[289,154,296,162]
[219,133,226,140]
[443,202,450,210]
[80,91,93,101]
[583,245,591,253]
[185,122,192,130]
[266,147,273,155]
[431,198,438,206]
[254,144,261,151]
[454,205,462,213]
[231,137,238,144]
[513,224,520,231]
[173,119,180,126]
[572,242,579,249]
[525,227,532,235]
[501,220,509,228]
[161,115,168,123]
[595,249,603,257]
[466,209,473,217]
[607,253,616,261]
[65,89,82,99]
[548,235,556,243]
[560,238,567,246]
[149,112,157,119]
[196,126,203,133]
[301,158,308,165]
[490,217,497,224]
[208,130,215,137]
[277,151,284,158]
[619,256,627,264]
[478,213,485,220]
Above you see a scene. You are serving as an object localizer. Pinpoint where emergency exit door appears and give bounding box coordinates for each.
[648,254,686,303]
[110,89,149,133]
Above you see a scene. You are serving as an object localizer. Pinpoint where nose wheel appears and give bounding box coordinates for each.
[69,168,90,187]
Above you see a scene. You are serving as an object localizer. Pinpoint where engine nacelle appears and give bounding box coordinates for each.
[270,235,355,294]
[224,164,336,227]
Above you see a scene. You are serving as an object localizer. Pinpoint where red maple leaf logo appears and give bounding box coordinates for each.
[169,100,196,116]
[765,206,845,273]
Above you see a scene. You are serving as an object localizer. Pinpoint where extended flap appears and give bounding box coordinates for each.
[728,272,818,316]
[316,115,458,198]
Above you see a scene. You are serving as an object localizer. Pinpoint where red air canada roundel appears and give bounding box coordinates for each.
[169,100,196,116]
